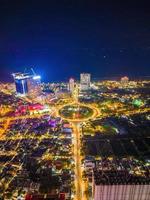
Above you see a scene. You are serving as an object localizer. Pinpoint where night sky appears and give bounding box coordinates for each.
[0,0,150,82]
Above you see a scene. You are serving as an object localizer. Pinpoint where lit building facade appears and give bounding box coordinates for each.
[80,73,91,91]
[68,78,75,93]
[93,184,149,200]
[12,73,41,97]
[27,75,41,97]
[15,78,28,95]
[92,170,150,200]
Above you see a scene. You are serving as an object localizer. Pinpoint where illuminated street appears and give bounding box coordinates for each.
[0,77,150,199]
[72,123,83,200]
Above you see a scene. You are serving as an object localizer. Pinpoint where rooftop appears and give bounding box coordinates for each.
[93,169,150,185]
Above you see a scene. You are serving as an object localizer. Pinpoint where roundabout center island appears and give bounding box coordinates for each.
[58,103,99,122]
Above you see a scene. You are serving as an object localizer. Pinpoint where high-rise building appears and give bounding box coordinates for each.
[27,75,41,97]
[12,72,41,97]
[68,78,75,93]
[80,73,91,91]
[12,73,31,96]
[92,169,150,200]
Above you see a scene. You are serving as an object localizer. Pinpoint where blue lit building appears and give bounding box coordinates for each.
[12,72,41,97]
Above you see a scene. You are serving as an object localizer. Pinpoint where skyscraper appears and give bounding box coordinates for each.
[68,78,75,93]
[80,73,91,91]
[27,75,41,97]
[92,169,150,200]
[12,73,31,96]
[12,72,41,97]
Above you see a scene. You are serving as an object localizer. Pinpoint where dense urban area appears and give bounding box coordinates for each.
[0,73,150,200]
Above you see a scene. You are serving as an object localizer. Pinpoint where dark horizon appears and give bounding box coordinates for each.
[0,0,150,82]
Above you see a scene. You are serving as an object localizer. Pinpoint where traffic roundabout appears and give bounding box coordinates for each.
[58,102,100,122]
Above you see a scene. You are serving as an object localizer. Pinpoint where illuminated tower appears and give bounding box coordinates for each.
[27,75,41,97]
[12,73,31,96]
[80,73,91,91]
[68,78,75,93]
[12,71,41,97]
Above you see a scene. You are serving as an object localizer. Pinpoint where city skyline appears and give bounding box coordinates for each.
[1,69,150,84]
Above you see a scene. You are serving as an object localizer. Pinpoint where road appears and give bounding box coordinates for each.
[71,85,87,200]
[72,123,87,200]
[1,88,150,200]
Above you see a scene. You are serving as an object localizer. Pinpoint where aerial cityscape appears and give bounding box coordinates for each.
[0,0,150,200]
[0,71,150,200]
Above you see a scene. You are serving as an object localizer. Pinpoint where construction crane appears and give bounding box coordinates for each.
[31,68,36,75]
[23,67,36,75]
